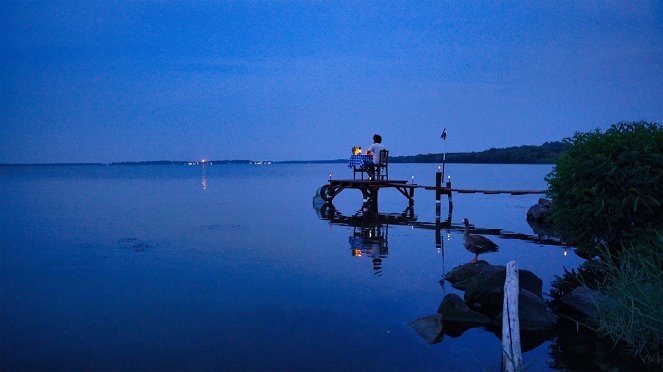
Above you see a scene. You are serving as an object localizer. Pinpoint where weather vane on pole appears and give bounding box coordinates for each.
[440,128,447,179]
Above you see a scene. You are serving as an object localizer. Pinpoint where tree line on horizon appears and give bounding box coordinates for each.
[389,141,569,164]
[1,141,569,166]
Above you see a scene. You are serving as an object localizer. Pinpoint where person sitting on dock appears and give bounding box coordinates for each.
[366,134,386,177]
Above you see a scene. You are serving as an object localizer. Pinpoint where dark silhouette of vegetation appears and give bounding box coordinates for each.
[390,141,569,164]
[592,237,663,367]
[545,121,662,255]
[545,121,663,368]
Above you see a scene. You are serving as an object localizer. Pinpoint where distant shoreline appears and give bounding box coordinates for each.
[0,141,568,166]
[0,159,557,166]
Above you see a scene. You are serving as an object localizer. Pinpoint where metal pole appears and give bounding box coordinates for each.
[442,149,446,181]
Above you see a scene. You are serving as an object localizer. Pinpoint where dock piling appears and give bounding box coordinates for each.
[435,170,442,205]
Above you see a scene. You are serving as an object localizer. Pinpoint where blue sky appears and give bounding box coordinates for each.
[2,1,662,163]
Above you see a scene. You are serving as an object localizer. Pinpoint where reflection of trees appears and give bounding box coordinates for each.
[547,317,650,371]
[546,261,650,371]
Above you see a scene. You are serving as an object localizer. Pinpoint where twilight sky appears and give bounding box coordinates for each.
[2,1,662,163]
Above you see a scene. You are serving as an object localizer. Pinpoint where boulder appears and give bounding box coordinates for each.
[527,219,557,238]
[518,289,558,332]
[527,198,553,222]
[409,314,444,344]
[559,286,599,320]
[437,294,492,338]
[443,261,504,291]
[437,294,492,324]
[493,289,558,332]
[464,268,543,316]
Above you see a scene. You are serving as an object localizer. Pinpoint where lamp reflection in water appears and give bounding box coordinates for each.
[201,160,208,191]
[311,200,416,277]
[349,224,389,276]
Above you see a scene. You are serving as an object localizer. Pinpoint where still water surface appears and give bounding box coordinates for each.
[1,163,583,370]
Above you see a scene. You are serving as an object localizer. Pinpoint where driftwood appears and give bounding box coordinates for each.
[502,260,522,371]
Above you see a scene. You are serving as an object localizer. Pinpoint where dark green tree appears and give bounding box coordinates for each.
[545,121,663,255]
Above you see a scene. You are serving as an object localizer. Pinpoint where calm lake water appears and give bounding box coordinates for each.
[1,163,584,370]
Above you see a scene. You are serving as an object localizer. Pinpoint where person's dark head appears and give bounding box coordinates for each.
[373,134,382,143]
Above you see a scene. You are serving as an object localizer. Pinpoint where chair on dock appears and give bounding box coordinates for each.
[353,160,369,180]
[376,150,389,180]
[352,150,388,180]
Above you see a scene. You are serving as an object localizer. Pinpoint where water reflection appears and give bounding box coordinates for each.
[315,203,415,276]
[312,199,567,253]
[349,225,389,276]
[410,293,554,352]
[314,202,417,227]
[201,163,208,191]
[312,198,581,368]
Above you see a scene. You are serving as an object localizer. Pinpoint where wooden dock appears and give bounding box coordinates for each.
[318,171,546,212]
[421,186,546,195]
[319,179,417,210]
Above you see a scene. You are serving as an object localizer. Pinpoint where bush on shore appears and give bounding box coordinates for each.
[593,235,663,367]
[546,121,663,367]
[545,121,662,256]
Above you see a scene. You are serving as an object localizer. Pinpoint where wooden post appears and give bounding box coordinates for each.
[446,177,453,214]
[435,216,441,249]
[502,260,522,372]
[435,170,442,204]
[361,188,370,212]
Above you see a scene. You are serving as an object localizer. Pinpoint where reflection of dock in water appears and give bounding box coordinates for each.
[316,203,418,227]
[315,204,417,276]
[313,201,566,248]
[349,224,390,276]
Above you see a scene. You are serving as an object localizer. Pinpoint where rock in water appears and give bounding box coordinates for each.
[436,294,492,337]
[409,314,444,344]
[559,286,600,320]
[493,289,558,332]
[444,261,504,290]
[527,198,553,222]
[464,267,544,316]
